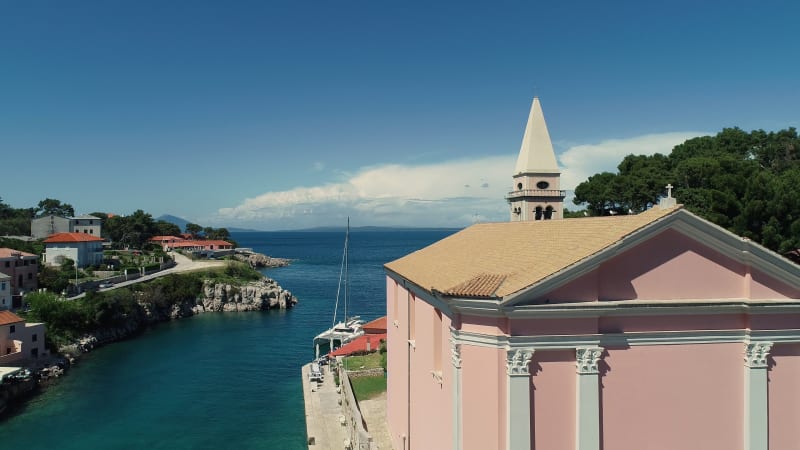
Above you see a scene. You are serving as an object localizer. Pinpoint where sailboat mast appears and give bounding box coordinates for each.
[344,217,349,323]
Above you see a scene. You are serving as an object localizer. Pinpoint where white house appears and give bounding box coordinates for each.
[43,232,104,268]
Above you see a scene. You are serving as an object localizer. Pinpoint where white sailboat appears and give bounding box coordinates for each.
[313,218,365,359]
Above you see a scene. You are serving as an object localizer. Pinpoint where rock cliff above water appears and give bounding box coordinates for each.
[232,252,290,268]
[65,276,296,355]
[195,278,297,313]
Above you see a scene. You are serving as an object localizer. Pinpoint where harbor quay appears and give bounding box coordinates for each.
[301,361,391,450]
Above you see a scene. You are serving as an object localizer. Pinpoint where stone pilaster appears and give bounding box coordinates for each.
[575,347,603,450]
[744,342,772,450]
[506,349,534,450]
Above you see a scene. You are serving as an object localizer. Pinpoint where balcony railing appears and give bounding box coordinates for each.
[506,189,566,200]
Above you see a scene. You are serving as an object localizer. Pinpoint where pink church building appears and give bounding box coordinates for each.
[384,98,800,450]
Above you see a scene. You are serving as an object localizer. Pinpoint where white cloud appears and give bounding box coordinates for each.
[215,131,708,229]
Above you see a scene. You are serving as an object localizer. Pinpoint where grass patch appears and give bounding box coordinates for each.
[342,351,383,371]
[349,375,386,401]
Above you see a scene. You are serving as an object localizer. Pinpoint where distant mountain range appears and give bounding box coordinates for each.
[157,214,461,233]
[156,215,262,233]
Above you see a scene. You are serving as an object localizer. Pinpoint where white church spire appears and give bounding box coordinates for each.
[514,97,560,174]
[506,97,565,221]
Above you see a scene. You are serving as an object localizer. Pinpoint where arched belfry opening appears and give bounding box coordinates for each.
[505,97,565,221]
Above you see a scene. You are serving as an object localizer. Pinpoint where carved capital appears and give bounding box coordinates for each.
[450,337,462,369]
[744,342,773,368]
[506,349,534,376]
[576,347,603,375]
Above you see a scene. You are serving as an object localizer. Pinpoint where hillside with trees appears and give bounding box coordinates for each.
[573,127,800,253]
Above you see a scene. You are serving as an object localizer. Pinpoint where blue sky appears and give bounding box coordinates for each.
[2,1,798,230]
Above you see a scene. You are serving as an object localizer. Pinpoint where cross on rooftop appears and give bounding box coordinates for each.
[666,183,673,198]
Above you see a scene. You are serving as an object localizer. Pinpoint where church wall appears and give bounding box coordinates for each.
[750,269,800,298]
[408,297,452,450]
[461,343,506,450]
[768,343,800,449]
[537,228,798,304]
[598,229,745,300]
[597,314,747,333]
[387,278,453,450]
[530,349,575,450]
[385,278,409,450]
[460,314,507,336]
[510,317,597,336]
[600,343,743,450]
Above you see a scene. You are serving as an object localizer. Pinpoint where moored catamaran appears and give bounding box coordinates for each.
[312,218,365,359]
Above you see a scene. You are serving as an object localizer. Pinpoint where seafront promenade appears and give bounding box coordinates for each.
[301,362,392,450]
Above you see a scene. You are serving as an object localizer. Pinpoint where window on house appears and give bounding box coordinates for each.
[535,206,543,220]
[10,325,15,333]
[28,273,33,280]
[32,333,37,342]
[31,348,38,358]
[90,229,93,234]
[4,261,8,267]
[544,206,554,220]
[0,282,5,290]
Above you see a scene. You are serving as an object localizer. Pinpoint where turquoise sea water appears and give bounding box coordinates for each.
[1,229,457,449]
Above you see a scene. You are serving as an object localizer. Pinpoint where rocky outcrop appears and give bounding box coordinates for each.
[61,276,297,356]
[194,278,297,313]
[233,252,290,268]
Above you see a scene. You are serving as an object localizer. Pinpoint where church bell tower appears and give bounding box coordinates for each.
[506,97,565,221]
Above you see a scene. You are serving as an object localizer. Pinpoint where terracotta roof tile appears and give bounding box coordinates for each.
[0,310,23,326]
[443,273,507,298]
[43,232,104,243]
[363,316,387,333]
[385,206,682,298]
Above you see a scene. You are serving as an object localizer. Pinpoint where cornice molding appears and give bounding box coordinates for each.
[505,300,800,319]
[453,329,800,350]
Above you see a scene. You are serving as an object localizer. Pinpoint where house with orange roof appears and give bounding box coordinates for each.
[0,311,47,364]
[43,232,104,268]
[0,248,39,299]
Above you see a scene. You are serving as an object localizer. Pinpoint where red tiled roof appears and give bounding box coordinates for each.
[363,316,387,334]
[44,232,104,243]
[0,248,36,258]
[0,310,23,326]
[329,333,387,357]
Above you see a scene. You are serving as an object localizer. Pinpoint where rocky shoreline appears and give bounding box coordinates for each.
[65,276,296,355]
[232,252,291,269]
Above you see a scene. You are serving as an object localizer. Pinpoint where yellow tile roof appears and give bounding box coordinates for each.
[385,206,682,298]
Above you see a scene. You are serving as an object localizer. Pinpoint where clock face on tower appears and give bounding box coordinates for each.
[536,181,550,189]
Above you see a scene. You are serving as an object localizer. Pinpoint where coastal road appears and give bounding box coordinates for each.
[68,252,226,300]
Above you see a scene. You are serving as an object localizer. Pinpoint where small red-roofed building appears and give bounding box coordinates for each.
[43,232,104,268]
[0,310,47,364]
[329,333,387,357]
[148,236,233,253]
[362,316,387,334]
[0,248,39,297]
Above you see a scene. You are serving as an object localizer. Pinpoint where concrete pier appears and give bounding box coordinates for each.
[302,362,350,449]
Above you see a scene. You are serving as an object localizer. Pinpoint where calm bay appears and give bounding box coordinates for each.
[1,229,456,449]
